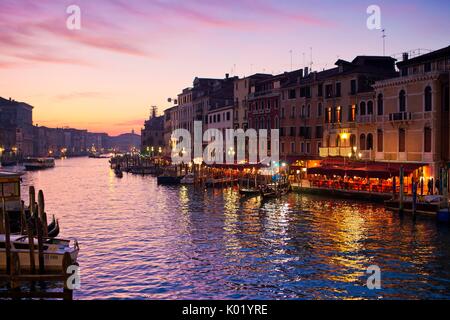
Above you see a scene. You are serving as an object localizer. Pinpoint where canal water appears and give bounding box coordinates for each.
[11,157,450,299]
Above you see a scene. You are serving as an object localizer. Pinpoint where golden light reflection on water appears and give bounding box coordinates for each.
[8,157,450,300]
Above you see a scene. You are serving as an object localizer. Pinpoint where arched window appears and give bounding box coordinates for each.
[377,94,384,115]
[274,116,279,129]
[425,86,432,111]
[367,101,374,115]
[307,104,311,118]
[399,90,406,112]
[318,103,323,117]
[360,134,366,150]
[367,133,373,150]
[360,102,366,116]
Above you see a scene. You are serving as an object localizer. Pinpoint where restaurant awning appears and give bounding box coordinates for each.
[307,162,425,179]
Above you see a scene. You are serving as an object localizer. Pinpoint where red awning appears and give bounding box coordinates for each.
[308,161,425,179]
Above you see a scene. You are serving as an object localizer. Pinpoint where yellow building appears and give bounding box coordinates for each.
[373,46,450,180]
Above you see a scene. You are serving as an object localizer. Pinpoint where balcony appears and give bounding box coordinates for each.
[319,147,352,158]
[357,115,375,124]
[388,112,412,122]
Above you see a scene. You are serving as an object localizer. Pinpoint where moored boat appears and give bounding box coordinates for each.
[384,195,447,215]
[0,234,79,272]
[23,157,55,171]
[180,173,195,185]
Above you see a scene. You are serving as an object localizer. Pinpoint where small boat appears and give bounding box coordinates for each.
[261,182,291,200]
[0,234,79,273]
[114,167,123,178]
[23,157,55,171]
[239,187,261,197]
[1,159,17,167]
[384,195,447,215]
[157,175,182,185]
[180,173,195,185]
[48,219,60,238]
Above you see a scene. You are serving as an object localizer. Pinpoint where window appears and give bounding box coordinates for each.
[399,128,406,152]
[367,133,373,150]
[307,105,311,118]
[274,116,279,129]
[360,134,366,150]
[291,142,295,153]
[350,134,356,148]
[281,142,285,153]
[425,86,432,112]
[445,84,449,112]
[348,105,356,122]
[281,108,285,119]
[301,142,305,153]
[399,90,406,112]
[318,83,323,97]
[377,94,384,115]
[306,142,311,154]
[336,82,341,97]
[401,68,408,77]
[350,80,357,95]
[424,62,432,73]
[360,102,366,116]
[424,127,432,153]
[227,112,231,121]
[288,89,296,100]
[290,127,296,137]
[301,105,305,118]
[367,101,374,115]
[325,84,333,98]
[335,106,342,123]
[291,106,296,118]
[316,126,323,139]
[318,103,323,117]
[326,108,332,123]
[377,129,383,152]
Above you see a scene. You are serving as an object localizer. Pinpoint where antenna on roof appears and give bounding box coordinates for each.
[382,29,387,56]
[289,50,293,71]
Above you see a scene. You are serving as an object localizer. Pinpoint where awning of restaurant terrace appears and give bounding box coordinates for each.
[307,160,425,179]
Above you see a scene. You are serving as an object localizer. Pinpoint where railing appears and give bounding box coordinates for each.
[319,147,352,158]
[389,112,412,122]
[357,115,375,124]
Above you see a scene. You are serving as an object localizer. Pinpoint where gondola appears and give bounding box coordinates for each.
[114,167,123,178]
[239,187,261,197]
[48,219,60,238]
[47,215,56,231]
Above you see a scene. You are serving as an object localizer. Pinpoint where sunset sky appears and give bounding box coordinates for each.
[1,0,449,135]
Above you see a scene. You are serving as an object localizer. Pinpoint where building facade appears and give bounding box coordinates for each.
[373,46,450,179]
[0,97,34,158]
[141,107,165,156]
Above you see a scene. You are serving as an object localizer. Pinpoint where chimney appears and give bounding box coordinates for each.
[225,73,229,79]
[151,106,157,118]
[304,67,309,77]
[402,52,409,62]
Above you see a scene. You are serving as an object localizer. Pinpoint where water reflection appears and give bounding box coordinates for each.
[3,157,449,299]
